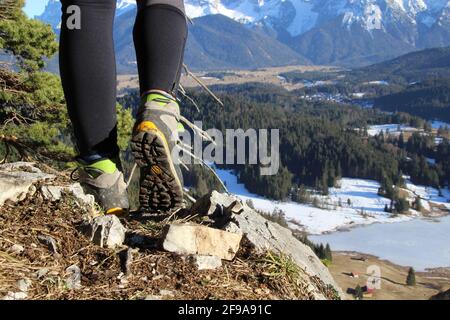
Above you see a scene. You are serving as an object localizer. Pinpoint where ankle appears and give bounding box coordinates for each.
[142,90,176,104]
[77,156,118,174]
[89,159,117,174]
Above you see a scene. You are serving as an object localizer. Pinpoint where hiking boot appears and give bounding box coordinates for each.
[131,90,184,214]
[75,158,129,215]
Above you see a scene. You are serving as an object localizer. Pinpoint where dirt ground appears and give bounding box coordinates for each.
[329,252,450,300]
[0,164,337,300]
[116,65,337,94]
[3,178,447,300]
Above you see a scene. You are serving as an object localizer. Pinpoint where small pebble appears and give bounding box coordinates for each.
[10,244,24,254]
[36,268,49,279]
[65,265,82,290]
[2,292,28,300]
[17,279,31,292]
[159,289,175,297]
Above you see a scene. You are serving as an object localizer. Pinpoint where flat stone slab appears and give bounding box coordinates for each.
[162,223,242,261]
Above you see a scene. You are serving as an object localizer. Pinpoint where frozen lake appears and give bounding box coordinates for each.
[215,168,449,235]
[213,167,450,270]
[310,215,450,271]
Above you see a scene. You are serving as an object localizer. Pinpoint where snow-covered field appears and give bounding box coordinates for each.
[366,124,418,137]
[367,121,450,140]
[405,182,450,205]
[216,168,450,235]
[216,170,450,234]
[364,80,389,86]
[352,92,366,98]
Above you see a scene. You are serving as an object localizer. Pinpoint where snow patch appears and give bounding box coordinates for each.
[405,182,450,209]
[216,169,412,235]
[365,80,390,85]
[286,0,319,36]
[214,166,450,235]
[366,124,418,137]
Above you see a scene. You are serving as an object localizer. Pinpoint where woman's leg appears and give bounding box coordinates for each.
[131,0,188,213]
[133,0,188,97]
[59,0,118,160]
[59,0,129,214]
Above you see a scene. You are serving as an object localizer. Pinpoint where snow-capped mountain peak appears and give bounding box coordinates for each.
[184,0,319,35]
[181,0,450,35]
[34,0,450,69]
[116,0,136,14]
[36,0,450,36]
[116,0,135,10]
[185,0,255,23]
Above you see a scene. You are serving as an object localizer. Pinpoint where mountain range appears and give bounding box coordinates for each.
[36,0,450,71]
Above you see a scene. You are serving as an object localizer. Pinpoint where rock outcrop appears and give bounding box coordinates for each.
[0,162,95,208]
[0,162,55,206]
[0,162,343,300]
[191,191,345,299]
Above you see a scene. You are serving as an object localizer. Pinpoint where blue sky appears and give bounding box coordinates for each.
[23,0,49,18]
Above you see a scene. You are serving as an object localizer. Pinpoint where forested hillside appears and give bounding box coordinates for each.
[119,83,450,203]
[3,1,449,209]
[346,46,450,85]
[374,79,450,123]
[277,48,450,125]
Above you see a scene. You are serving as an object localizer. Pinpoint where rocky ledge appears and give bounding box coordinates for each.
[0,162,343,300]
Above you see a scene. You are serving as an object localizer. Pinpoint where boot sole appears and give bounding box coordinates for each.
[131,128,184,214]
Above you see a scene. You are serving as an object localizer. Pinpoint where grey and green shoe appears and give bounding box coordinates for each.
[131,90,184,214]
[75,158,129,215]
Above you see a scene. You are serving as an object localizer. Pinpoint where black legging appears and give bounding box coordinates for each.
[59,0,187,159]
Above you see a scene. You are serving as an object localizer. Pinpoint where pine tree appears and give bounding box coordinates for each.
[325,243,332,261]
[0,0,58,71]
[398,132,405,149]
[354,285,363,300]
[0,1,76,161]
[336,163,342,180]
[406,267,416,286]
[321,171,329,195]
[395,197,410,214]
[294,184,311,204]
[312,197,320,208]
[413,197,423,212]
[318,244,325,259]
[116,104,133,151]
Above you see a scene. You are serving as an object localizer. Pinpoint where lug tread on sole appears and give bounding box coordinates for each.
[131,131,183,215]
